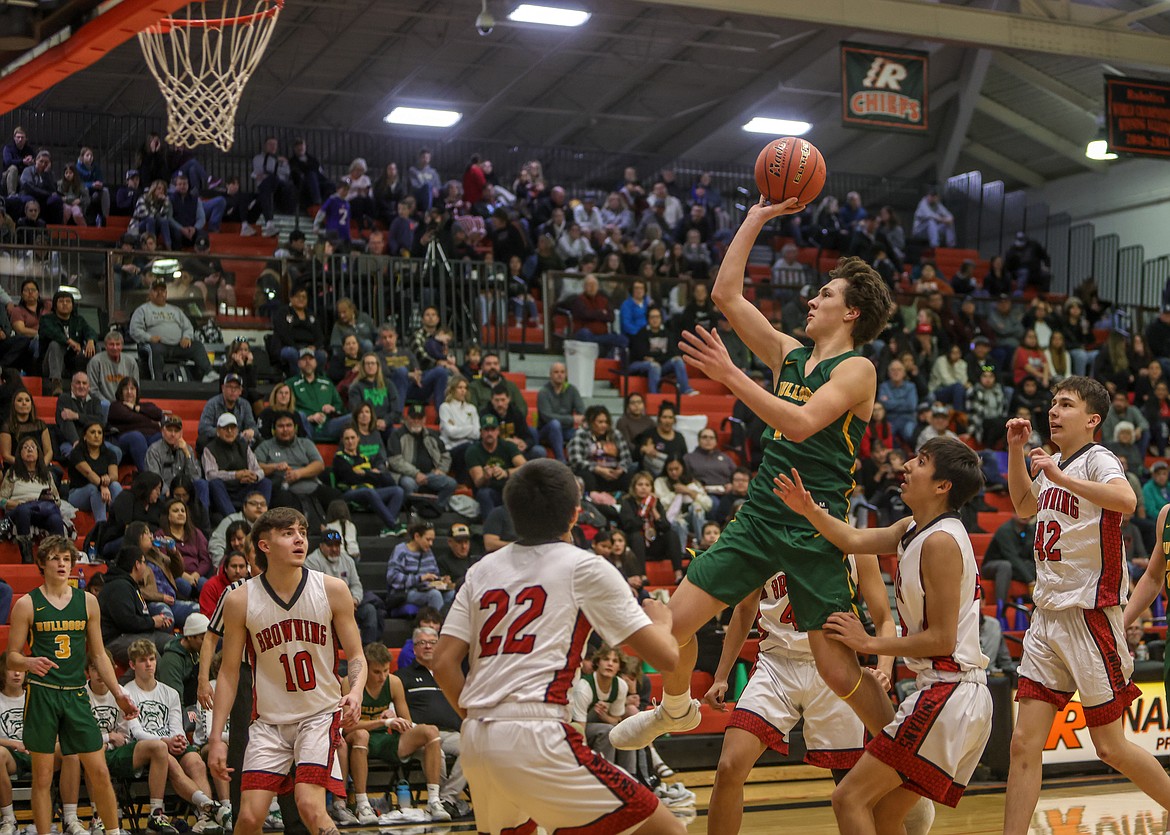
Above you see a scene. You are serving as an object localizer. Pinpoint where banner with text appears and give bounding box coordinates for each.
[1013,681,1170,765]
[1106,76,1170,157]
[840,42,928,132]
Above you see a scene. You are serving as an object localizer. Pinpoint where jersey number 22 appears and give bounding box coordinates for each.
[479,586,548,657]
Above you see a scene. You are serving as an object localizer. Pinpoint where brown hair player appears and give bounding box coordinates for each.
[1003,376,1170,833]
[5,535,137,835]
[207,507,367,835]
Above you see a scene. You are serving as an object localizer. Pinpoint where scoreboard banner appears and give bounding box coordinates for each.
[1014,681,1170,765]
[1105,76,1170,157]
[840,42,929,132]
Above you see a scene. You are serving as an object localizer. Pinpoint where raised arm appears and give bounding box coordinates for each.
[1005,418,1039,518]
[1126,504,1168,627]
[773,468,913,555]
[855,553,896,683]
[710,197,805,371]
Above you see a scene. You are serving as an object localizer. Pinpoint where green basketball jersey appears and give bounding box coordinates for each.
[29,587,88,689]
[361,678,392,722]
[742,346,867,529]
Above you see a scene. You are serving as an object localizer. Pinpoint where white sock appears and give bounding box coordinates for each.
[426,784,440,804]
[63,804,79,824]
[191,791,213,812]
[150,800,165,814]
[0,805,12,821]
[355,794,368,805]
[662,690,692,718]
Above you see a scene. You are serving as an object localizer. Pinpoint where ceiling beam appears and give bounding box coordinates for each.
[642,0,1170,71]
[974,95,1102,170]
[991,53,1099,116]
[1101,0,1170,27]
[937,47,993,183]
[964,141,1046,187]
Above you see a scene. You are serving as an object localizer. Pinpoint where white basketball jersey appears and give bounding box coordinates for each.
[86,684,126,737]
[0,691,23,742]
[244,569,342,724]
[442,541,652,712]
[896,514,988,679]
[758,556,858,658]
[1029,444,1127,610]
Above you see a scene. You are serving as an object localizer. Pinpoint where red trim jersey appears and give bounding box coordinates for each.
[244,569,342,724]
[1028,443,1127,610]
[758,556,858,658]
[442,541,652,712]
[895,513,988,679]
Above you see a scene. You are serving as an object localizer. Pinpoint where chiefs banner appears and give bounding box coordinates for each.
[840,42,929,132]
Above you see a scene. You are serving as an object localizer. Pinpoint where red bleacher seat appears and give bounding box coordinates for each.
[645,560,675,586]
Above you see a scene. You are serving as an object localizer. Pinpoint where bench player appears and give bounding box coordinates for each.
[207,508,367,835]
[702,554,901,835]
[610,198,898,753]
[432,459,685,835]
[5,535,137,835]
[776,436,992,833]
[1004,377,1170,833]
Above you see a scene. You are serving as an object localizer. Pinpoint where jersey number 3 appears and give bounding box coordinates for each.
[479,586,548,657]
[1034,520,1063,562]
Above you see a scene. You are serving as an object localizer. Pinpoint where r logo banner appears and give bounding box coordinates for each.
[840,42,929,132]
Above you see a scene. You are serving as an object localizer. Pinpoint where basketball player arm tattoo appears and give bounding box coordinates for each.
[1125,505,1169,628]
[774,468,913,555]
[706,589,762,709]
[431,636,469,720]
[328,577,366,722]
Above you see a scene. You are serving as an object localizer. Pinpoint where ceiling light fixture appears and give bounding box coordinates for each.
[507,4,590,26]
[1085,139,1117,161]
[743,117,812,135]
[384,107,462,128]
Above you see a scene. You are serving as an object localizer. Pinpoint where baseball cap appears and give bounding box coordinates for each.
[217,413,238,428]
[183,613,210,637]
[150,276,167,288]
[931,403,949,416]
[163,414,183,429]
[973,335,991,346]
[222,373,243,386]
[322,529,343,544]
[1154,461,1169,473]
[449,523,471,540]
[299,347,316,358]
[406,402,426,419]
[480,413,500,429]
[917,402,932,413]
[125,169,139,179]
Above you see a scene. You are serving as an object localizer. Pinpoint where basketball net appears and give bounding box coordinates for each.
[138,0,284,152]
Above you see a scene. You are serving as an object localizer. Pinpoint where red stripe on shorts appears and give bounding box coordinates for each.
[1083,609,1128,693]
[727,708,789,754]
[554,723,659,835]
[1083,682,1141,727]
[867,682,966,807]
[242,770,293,794]
[296,764,344,796]
[1016,676,1073,710]
[500,822,537,835]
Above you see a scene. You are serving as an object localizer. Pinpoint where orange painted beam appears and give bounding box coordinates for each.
[0,0,191,114]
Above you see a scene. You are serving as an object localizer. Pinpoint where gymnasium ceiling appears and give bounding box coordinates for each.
[5,0,1170,190]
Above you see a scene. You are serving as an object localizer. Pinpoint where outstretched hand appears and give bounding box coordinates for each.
[1005,418,1032,449]
[772,469,817,518]
[678,326,736,379]
[823,612,871,652]
[746,196,805,224]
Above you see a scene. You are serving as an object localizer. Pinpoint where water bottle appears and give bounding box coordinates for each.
[87,544,98,565]
[1136,641,1150,662]
[49,251,60,278]
[395,780,412,809]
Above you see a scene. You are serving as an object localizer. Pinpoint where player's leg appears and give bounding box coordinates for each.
[398,724,450,821]
[610,578,725,750]
[830,752,906,835]
[343,729,377,825]
[235,790,277,835]
[1088,720,1170,808]
[130,739,177,832]
[707,727,766,835]
[28,753,55,835]
[1003,697,1059,835]
[629,803,688,835]
[74,750,121,833]
[292,784,333,835]
[327,739,357,826]
[0,749,14,835]
[180,749,227,831]
[871,787,926,835]
[806,632,894,736]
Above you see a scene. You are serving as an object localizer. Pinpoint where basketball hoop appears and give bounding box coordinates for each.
[138,0,284,152]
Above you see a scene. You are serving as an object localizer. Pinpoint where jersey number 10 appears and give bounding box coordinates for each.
[278,651,318,692]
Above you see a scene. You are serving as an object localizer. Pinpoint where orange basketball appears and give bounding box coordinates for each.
[753,136,826,208]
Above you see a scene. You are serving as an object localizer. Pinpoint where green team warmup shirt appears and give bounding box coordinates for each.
[361,678,407,763]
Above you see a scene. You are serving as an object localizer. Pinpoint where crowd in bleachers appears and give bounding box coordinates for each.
[3,121,1170,827]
